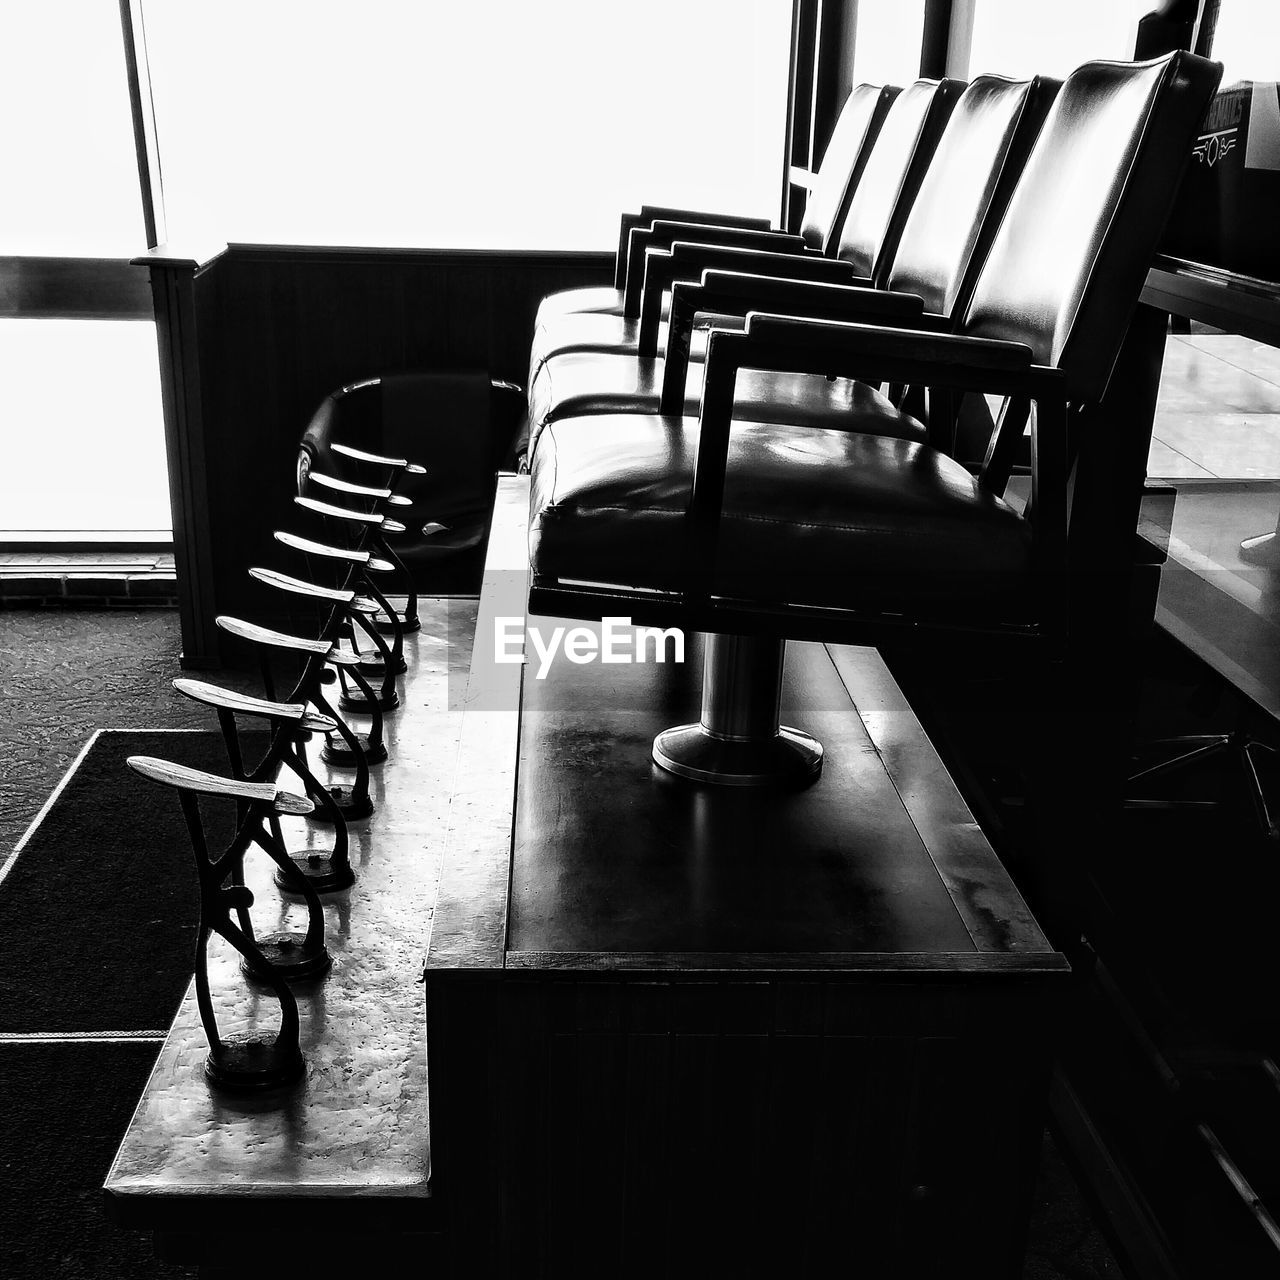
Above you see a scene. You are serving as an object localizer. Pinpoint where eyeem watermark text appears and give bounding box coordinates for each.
[495,616,686,680]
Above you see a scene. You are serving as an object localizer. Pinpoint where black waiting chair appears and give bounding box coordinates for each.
[533,82,899,331]
[524,73,1059,462]
[528,79,961,385]
[525,52,1221,790]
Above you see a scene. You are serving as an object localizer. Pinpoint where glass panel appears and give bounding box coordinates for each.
[1210,0,1280,84]
[851,0,926,88]
[965,0,1150,80]
[142,0,793,250]
[0,2,145,256]
[0,321,169,534]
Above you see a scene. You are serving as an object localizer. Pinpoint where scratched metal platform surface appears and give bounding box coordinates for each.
[104,597,476,1243]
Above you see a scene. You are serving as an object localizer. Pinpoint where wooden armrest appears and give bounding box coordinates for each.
[618,207,769,285]
[639,247,854,354]
[740,314,1036,374]
[127,755,313,815]
[625,225,808,315]
[215,614,330,655]
[214,614,365,666]
[173,677,308,723]
[275,530,372,565]
[274,792,316,815]
[172,679,337,733]
[249,566,356,604]
[309,472,393,501]
[294,496,385,526]
[331,442,427,474]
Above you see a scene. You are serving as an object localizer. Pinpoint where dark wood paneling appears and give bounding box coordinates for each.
[146,245,611,664]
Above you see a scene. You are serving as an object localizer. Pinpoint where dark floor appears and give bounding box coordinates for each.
[0,605,1122,1279]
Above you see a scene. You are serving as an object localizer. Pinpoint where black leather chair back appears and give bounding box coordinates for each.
[887,74,1059,320]
[799,83,899,253]
[961,51,1222,401]
[299,371,524,587]
[835,78,966,284]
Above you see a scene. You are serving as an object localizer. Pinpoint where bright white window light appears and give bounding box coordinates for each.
[0,321,169,533]
[142,0,793,249]
[1209,0,1280,85]
[0,1,145,256]
[964,0,1151,81]
[851,0,928,89]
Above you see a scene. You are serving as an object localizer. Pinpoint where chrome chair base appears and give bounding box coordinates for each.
[653,723,822,787]
[651,633,823,787]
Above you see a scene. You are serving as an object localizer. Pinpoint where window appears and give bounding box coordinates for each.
[0,1,167,539]
[0,2,145,256]
[1209,0,1280,84]
[959,0,1150,81]
[141,0,793,250]
[850,0,927,89]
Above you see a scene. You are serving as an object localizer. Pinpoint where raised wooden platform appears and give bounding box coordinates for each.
[102,598,473,1269]
[425,477,1070,1278]
[105,476,1067,1277]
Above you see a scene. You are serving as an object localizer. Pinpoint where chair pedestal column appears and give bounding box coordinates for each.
[652,633,823,786]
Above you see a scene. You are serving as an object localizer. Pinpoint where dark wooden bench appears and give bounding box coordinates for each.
[424,478,1070,1277]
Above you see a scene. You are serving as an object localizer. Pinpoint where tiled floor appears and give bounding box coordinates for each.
[1149,334,1280,480]
[1141,331,1280,727]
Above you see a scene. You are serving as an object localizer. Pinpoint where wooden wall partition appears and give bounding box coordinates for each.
[141,244,612,666]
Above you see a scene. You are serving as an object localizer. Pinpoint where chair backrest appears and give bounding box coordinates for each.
[799,83,899,253]
[886,74,1059,321]
[834,79,962,288]
[834,78,966,284]
[961,51,1222,401]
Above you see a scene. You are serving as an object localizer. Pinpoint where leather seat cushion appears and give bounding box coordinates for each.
[529,313,641,388]
[534,286,625,328]
[528,293,698,383]
[528,306,746,386]
[527,352,927,459]
[530,414,1031,614]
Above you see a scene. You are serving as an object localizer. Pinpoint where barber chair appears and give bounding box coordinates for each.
[528,79,960,386]
[525,73,1058,462]
[526,52,1221,790]
[533,82,899,331]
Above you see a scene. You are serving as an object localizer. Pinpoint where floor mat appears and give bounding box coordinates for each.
[0,729,264,1033]
[0,1040,193,1279]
